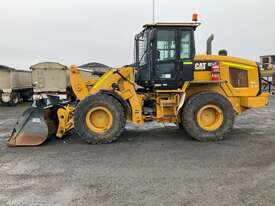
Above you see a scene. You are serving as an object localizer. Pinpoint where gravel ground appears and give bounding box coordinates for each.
[0,97,274,206]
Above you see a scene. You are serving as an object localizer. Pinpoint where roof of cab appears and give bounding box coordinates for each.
[143,22,201,30]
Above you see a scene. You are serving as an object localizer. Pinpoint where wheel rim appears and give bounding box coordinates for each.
[85,106,113,133]
[197,104,224,131]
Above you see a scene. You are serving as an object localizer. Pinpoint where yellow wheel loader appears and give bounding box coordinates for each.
[7,20,270,146]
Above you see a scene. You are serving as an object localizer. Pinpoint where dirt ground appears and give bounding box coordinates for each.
[0,97,275,206]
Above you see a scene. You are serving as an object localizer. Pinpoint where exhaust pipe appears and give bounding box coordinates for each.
[206,34,214,55]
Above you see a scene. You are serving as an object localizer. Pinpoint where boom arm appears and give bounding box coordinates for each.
[70,65,89,101]
[69,65,144,124]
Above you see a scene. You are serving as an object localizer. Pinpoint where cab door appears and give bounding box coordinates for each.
[178,29,195,84]
[154,29,178,88]
[153,28,195,89]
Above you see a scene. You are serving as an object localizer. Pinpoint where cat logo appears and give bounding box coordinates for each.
[194,61,216,71]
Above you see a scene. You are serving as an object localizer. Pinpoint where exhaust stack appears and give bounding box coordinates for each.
[207,34,214,55]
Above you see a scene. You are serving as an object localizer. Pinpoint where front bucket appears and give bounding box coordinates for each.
[7,107,49,147]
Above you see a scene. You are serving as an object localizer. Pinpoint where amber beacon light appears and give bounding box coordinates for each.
[192,13,198,22]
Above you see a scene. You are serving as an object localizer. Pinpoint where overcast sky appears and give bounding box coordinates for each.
[0,0,274,69]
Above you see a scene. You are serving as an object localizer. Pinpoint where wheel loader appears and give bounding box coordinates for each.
[7,18,270,146]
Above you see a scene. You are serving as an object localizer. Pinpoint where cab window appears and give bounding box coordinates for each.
[136,31,148,66]
[157,30,176,61]
[180,31,192,59]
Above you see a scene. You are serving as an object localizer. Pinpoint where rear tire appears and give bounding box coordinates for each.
[182,92,235,141]
[74,94,126,144]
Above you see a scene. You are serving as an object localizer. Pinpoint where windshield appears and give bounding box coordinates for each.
[135,30,148,67]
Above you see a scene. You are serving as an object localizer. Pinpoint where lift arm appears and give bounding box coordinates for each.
[70,65,143,123]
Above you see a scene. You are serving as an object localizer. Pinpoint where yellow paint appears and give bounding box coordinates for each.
[222,62,255,70]
[219,60,260,97]
[240,93,269,108]
[197,104,224,131]
[194,55,257,67]
[91,70,114,92]
[70,65,89,101]
[183,61,193,65]
[85,106,113,134]
[86,66,143,124]
[181,81,190,92]
[56,105,74,138]
[194,71,212,81]
[55,55,269,139]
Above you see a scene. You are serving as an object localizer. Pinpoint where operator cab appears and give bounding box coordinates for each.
[134,22,200,90]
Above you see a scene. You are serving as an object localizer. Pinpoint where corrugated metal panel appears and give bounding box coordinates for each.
[11,70,32,89]
[0,69,11,89]
[0,67,31,90]
[31,62,68,93]
[31,62,98,93]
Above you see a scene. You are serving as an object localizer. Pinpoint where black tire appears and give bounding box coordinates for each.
[74,94,126,144]
[177,122,185,129]
[182,92,235,141]
[9,93,20,106]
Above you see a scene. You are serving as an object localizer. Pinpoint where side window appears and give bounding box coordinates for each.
[229,68,248,87]
[180,31,191,59]
[157,30,176,61]
[137,32,148,67]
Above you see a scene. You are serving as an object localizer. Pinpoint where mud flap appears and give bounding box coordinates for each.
[7,107,49,146]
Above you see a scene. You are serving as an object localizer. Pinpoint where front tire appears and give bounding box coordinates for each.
[74,94,126,144]
[177,122,185,129]
[182,92,235,141]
